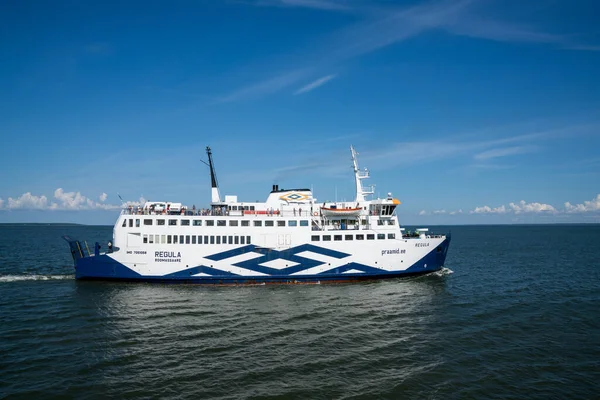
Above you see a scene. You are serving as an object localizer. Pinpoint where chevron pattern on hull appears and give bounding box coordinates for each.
[73,239,450,284]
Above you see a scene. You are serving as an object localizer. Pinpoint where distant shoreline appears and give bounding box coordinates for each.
[0,223,85,226]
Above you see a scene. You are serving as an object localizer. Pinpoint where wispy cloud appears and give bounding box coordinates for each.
[294,74,337,95]
[217,68,310,103]
[220,0,598,102]
[474,145,538,160]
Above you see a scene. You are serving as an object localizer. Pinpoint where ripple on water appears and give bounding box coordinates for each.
[0,225,599,399]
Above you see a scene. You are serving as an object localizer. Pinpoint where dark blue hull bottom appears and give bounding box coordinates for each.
[75,268,444,285]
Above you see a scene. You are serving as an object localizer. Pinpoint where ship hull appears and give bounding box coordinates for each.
[70,237,450,285]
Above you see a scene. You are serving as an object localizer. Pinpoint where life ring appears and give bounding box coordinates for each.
[313,212,318,216]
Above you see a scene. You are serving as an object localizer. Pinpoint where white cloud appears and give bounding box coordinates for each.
[565,194,600,213]
[418,210,428,215]
[294,74,337,95]
[124,196,147,208]
[509,200,556,214]
[99,193,108,202]
[6,192,51,210]
[0,189,123,211]
[472,200,557,214]
[449,209,463,215]
[433,209,446,214]
[471,205,507,214]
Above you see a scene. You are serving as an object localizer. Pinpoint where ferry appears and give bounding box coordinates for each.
[63,146,450,284]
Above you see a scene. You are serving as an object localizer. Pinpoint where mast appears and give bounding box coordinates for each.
[351,145,373,203]
[206,146,221,203]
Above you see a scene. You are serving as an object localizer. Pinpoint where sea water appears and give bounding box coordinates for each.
[0,224,598,399]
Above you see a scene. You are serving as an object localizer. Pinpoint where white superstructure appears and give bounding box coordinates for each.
[66,146,450,284]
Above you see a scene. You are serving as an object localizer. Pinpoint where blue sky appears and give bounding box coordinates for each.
[1,0,599,225]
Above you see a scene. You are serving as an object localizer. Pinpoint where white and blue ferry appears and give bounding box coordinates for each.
[64,146,450,284]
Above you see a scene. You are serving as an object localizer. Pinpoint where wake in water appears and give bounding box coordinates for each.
[0,274,75,283]
[432,267,454,277]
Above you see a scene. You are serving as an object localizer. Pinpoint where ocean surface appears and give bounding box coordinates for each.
[0,224,599,399]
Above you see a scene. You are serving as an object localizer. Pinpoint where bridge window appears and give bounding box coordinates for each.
[167,235,172,244]
[230,220,238,227]
[345,235,353,240]
[229,236,233,244]
[367,234,375,240]
[209,236,214,244]
[206,220,214,226]
[122,220,126,227]
[129,219,133,227]
[204,236,209,244]
[217,220,226,226]
[254,221,262,227]
[185,235,190,244]
[247,235,251,243]
[173,235,178,243]
[179,236,184,244]
[222,235,226,243]
[288,220,297,227]
[143,234,148,244]
[193,220,202,226]
[240,236,245,244]
[278,220,285,227]
[192,236,196,244]
[377,233,385,240]
[241,220,249,227]
[235,236,239,244]
[136,219,140,227]
[265,221,274,227]
[149,235,154,244]
[300,220,308,226]
[157,219,165,226]
[323,235,331,241]
[311,235,320,241]
[181,220,190,226]
[356,234,364,240]
[387,233,395,239]
[334,235,342,241]
[169,219,177,226]
[377,220,384,226]
[216,236,221,244]
[144,219,153,226]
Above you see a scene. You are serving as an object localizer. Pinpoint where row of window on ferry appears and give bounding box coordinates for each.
[124,218,310,228]
[143,234,252,245]
[311,233,396,241]
[141,232,398,245]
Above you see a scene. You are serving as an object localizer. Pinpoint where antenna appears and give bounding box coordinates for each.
[206,146,222,203]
